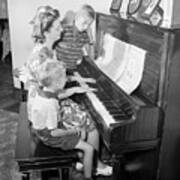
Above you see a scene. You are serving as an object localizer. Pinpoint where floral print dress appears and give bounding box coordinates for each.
[21,43,55,120]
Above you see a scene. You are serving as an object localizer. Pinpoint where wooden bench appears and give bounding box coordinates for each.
[15,88,79,180]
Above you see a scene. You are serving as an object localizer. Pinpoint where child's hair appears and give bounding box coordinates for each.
[28,47,54,80]
[80,4,95,20]
[30,6,60,43]
[37,60,66,88]
[38,47,54,64]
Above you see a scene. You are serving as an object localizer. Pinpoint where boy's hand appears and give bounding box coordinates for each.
[76,58,82,65]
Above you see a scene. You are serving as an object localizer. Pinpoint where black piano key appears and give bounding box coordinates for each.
[101,104,117,111]
[87,83,97,89]
[78,61,135,123]
[103,101,116,107]
[99,101,129,118]
[108,108,125,114]
[120,102,132,109]
[94,92,112,101]
[112,114,130,120]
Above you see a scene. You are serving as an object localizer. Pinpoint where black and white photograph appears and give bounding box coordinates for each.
[1,0,180,180]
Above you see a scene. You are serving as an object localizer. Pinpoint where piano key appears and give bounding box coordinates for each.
[74,72,116,126]
[102,101,131,116]
[87,93,116,126]
[108,108,125,114]
[112,114,130,120]
[93,92,112,101]
[75,71,133,125]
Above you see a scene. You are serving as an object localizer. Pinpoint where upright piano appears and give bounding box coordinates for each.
[76,13,176,180]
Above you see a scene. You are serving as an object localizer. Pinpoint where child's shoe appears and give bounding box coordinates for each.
[75,162,84,171]
[95,165,112,176]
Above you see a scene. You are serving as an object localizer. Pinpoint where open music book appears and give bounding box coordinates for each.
[96,33,146,95]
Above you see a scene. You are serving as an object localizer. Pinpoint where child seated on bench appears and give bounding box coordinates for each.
[29,60,112,180]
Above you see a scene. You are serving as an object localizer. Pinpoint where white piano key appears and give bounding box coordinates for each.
[75,72,115,126]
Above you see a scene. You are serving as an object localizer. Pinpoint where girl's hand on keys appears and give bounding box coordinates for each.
[74,86,97,94]
[83,77,96,84]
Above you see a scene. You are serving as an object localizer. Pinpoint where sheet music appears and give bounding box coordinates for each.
[96,33,146,95]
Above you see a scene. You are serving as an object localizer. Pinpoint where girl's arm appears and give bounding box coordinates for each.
[57,88,77,99]
[57,86,96,99]
[13,66,31,84]
[51,128,88,140]
[68,74,96,84]
[51,128,80,137]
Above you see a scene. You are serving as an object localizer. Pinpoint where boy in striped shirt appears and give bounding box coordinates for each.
[54,4,95,74]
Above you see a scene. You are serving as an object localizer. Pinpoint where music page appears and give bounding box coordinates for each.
[96,33,146,95]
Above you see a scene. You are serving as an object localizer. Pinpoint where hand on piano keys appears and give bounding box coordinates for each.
[74,72,117,126]
[72,86,97,94]
[57,86,97,99]
[72,73,96,84]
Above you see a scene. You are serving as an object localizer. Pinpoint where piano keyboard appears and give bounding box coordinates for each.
[75,72,133,127]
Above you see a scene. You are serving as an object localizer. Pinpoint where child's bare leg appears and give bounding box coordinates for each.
[87,129,109,169]
[75,140,94,178]
[87,128,99,151]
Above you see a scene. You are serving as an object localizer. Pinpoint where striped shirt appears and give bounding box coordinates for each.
[55,24,89,70]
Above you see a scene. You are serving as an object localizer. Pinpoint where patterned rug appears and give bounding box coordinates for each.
[0,109,23,180]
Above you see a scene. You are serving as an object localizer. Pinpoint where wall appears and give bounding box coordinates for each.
[112,0,180,28]
[7,0,112,70]
[0,0,8,18]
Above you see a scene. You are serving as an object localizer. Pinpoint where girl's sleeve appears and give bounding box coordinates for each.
[31,101,58,130]
[31,109,46,129]
[46,103,59,130]
[51,128,79,137]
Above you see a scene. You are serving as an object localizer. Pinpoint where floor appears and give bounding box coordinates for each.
[0,61,20,113]
[0,60,21,180]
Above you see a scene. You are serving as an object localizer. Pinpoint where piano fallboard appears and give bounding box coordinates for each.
[77,58,162,154]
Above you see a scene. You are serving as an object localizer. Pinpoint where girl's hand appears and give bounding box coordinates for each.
[76,58,82,65]
[72,75,96,84]
[62,121,74,129]
[73,86,96,94]
[82,77,96,84]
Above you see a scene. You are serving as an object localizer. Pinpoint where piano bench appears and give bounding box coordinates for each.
[15,102,79,180]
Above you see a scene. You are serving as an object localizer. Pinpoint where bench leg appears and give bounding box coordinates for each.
[22,172,30,180]
[58,167,72,180]
[30,171,41,180]
[21,171,41,180]
[58,169,62,180]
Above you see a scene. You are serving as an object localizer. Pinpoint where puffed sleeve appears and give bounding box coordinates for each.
[31,100,58,130]
[31,109,46,129]
[45,101,59,130]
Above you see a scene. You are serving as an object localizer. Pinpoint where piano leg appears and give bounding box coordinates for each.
[112,155,128,180]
